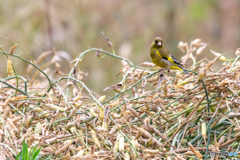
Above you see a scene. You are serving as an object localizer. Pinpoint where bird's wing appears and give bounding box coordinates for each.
[156,47,184,68]
[161,47,178,64]
[170,54,183,68]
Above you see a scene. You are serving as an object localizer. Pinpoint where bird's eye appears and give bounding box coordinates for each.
[155,40,158,44]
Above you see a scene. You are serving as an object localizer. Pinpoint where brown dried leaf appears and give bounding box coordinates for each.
[103,84,123,91]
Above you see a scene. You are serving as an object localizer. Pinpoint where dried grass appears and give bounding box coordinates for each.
[0,39,240,159]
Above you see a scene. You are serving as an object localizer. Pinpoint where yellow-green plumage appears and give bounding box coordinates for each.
[150,37,188,74]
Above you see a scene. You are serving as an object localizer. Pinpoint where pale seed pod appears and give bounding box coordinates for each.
[12,96,28,101]
[101,31,113,49]
[99,106,104,122]
[147,76,158,83]
[46,93,53,104]
[70,127,75,134]
[73,102,80,108]
[43,104,66,111]
[210,50,226,61]
[110,99,120,108]
[55,140,73,156]
[3,106,10,119]
[183,151,194,156]
[113,141,119,159]
[174,153,187,160]
[130,139,137,159]
[9,44,17,56]
[37,50,52,63]
[111,113,122,119]
[6,124,16,140]
[12,116,23,123]
[23,114,33,128]
[127,106,142,122]
[143,149,160,154]
[178,41,189,52]
[95,126,107,133]
[109,125,122,135]
[146,139,154,146]
[140,62,155,67]
[235,48,240,56]
[181,50,192,64]
[188,143,203,159]
[76,150,84,157]
[121,59,129,67]
[73,88,78,97]
[163,85,168,97]
[7,57,14,76]
[124,152,130,160]
[210,118,220,129]
[98,95,106,103]
[41,147,55,153]
[134,126,162,147]
[91,129,101,148]
[73,93,82,102]
[3,97,13,109]
[191,39,202,47]
[65,122,75,130]
[113,88,122,93]
[197,68,205,82]
[77,130,85,147]
[196,44,207,56]
[69,102,83,118]
[104,84,123,91]
[102,121,108,130]
[218,136,225,145]
[7,118,18,132]
[90,107,98,118]
[201,122,207,144]
[32,107,43,112]
[134,131,141,140]
[177,77,194,85]
[234,127,240,131]
[55,62,61,70]
[118,134,124,152]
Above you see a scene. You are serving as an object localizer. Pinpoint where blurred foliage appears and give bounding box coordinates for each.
[0,0,239,94]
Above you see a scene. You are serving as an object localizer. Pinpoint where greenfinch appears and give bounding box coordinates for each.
[150,37,188,74]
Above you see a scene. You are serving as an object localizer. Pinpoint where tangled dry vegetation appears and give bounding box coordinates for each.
[0,38,240,160]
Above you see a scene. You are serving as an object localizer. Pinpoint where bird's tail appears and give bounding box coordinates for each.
[170,65,188,74]
[177,65,188,74]
[170,55,188,74]
[182,68,188,74]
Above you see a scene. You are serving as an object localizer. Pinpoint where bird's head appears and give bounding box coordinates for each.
[151,37,163,49]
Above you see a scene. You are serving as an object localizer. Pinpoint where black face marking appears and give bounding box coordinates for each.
[155,40,158,44]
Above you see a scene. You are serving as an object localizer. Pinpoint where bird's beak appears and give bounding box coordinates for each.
[157,41,162,46]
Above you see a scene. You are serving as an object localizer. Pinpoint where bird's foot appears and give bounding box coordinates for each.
[157,69,165,88]
[164,77,170,81]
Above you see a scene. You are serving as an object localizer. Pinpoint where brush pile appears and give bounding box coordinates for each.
[0,39,240,159]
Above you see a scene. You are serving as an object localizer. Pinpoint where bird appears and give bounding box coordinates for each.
[150,37,188,74]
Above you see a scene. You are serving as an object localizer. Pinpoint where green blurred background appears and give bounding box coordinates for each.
[0,0,239,95]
